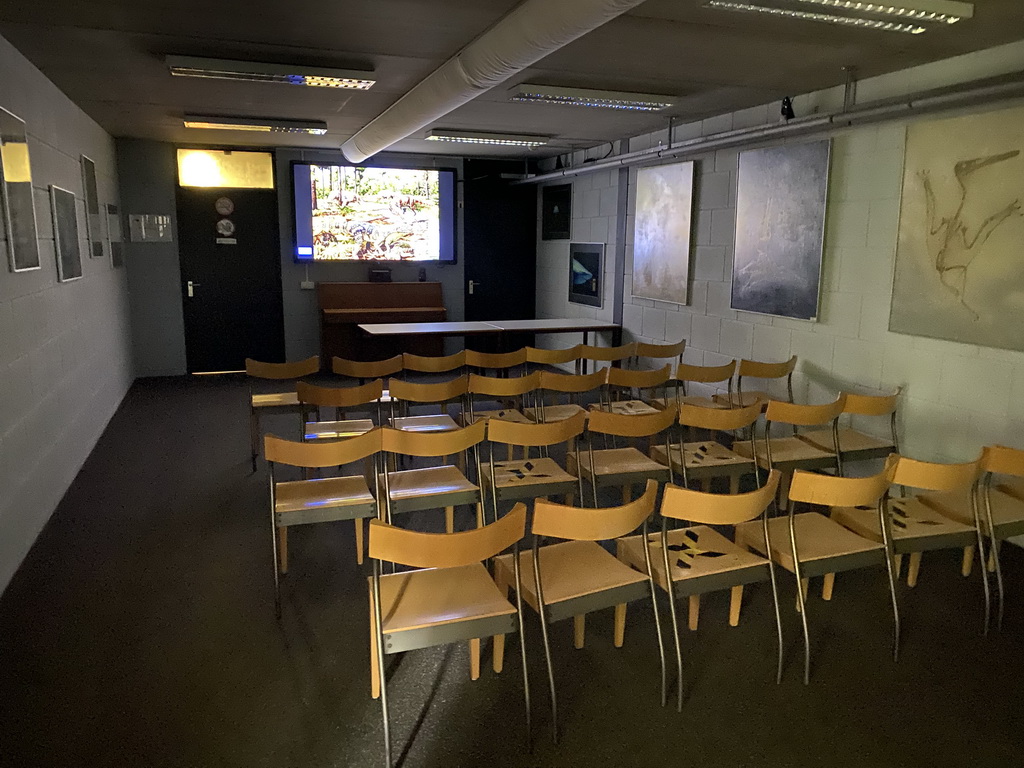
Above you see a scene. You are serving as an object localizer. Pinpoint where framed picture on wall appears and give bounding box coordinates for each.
[107,202,124,268]
[568,241,603,308]
[0,106,41,272]
[50,185,83,282]
[80,155,105,259]
[541,183,572,240]
[632,161,694,305]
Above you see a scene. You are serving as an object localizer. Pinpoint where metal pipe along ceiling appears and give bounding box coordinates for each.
[340,0,647,163]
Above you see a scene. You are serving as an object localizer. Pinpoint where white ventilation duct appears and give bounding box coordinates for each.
[341,0,647,163]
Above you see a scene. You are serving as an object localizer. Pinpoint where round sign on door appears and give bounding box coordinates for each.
[215,196,234,216]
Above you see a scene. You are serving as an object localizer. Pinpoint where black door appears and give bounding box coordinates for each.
[176,186,285,372]
[462,159,537,350]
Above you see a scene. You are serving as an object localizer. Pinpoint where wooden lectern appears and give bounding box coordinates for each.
[317,281,446,362]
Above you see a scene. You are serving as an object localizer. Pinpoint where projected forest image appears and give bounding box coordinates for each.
[309,165,440,260]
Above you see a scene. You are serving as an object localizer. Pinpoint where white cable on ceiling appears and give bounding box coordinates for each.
[340,0,647,163]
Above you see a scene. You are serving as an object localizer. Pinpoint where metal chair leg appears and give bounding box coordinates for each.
[877,500,901,663]
[661,533,684,712]
[512,546,532,750]
[982,484,1006,630]
[532,540,558,744]
[372,568,392,767]
[970,489,992,636]
[764,516,785,684]
[250,407,259,473]
[788,514,811,685]
[641,523,667,707]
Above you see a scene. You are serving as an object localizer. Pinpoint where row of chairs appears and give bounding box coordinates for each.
[365,444,1024,764]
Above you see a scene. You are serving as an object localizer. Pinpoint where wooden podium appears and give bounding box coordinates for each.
[317,282,446,362]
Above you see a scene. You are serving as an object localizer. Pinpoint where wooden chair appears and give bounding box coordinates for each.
[368,504,530,767]
[332,355,403,382]
[569,406,677,507]
[525,344,582,374]
[493,480,664,742]
[617,470,783,709]
[246,356,319,472]
[297,379,381,441]
[650,401,762,494]
[265,429,381,614]
[653,360,736,410]
[801,390,901,464]
[387,375,468,433]
[524,369,607,424]
[732,396,845,507]
[916,445,1024,631]
[402,350,466,376]
[831,455,988,627]
[734,456,900,684]
[597,364,672,415]
[464,372,539,427]
[633,339,686,369]
[714,355,797,409]
[379,421,486,533]
[483,411,587,514]
[465,347,527,376]
[579,342,637,374]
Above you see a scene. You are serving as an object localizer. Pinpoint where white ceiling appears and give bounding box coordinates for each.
[2,0,1023,158]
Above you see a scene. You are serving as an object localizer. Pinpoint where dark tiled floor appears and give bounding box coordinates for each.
[1,376,1022,767]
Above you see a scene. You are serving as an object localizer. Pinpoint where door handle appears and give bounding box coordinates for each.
[187,280,201,298]
[468,279,480,295]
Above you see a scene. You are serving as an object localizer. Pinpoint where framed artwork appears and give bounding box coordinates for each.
[568,241,603,307]
[50,185,83,282]
[890,105,1024,351]
[731,140,830,320]
[541,183,571,240]
[81,155,105,258]
[0,106,41,272]
[107,203,124,268]
[632,161,694,305]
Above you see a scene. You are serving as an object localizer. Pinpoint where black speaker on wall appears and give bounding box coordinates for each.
[541,183,572,241]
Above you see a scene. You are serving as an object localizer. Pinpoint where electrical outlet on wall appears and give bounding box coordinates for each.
[300,280,315,290]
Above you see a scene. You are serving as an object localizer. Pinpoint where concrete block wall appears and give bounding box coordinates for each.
[0,34,134,593]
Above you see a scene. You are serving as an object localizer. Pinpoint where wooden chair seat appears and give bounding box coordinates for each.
[735,512,884,577]
[373,563,516,635]
[275,476,376,524]
[252,391,301,409]
[460,408,533,426]
[801,427,895,461]
[921,486,1024,539]
[733,436,836,470]
[380,466,479,515]
[303,418,375,441]
[591,399,661,416]
[650,441,752,475]
[647,395,727,410]
[494,540,648,609]
[484,457,577,491]
[569,447,670,481]
[617,526,769,592]
[523,403,586,423]
[832,496,977,553]
[713,391,767,409]
[389,414,460,433]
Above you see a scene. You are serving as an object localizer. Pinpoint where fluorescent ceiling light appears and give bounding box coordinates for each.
[425,129,550,148]
[167,56,375,89]
[183,115,329,135]
[510,84,676,111]
[703,0,972,33]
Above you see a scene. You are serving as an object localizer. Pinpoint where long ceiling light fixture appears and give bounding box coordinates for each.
[703,0,973,34]
[167,56,375,89]
[510,84,676,111]
[183,115,329,135]
[425,129,550,148]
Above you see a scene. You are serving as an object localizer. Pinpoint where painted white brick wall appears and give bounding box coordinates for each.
[0,34,134,593]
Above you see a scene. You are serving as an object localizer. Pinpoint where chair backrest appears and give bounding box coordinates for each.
[526,345,582,366]
[678,400,761,432]
[539,369,607,394]
[660,470,781,525]
[737,355,797,380]
[465,348,527,369]
[388,375,468,404]
[332,355,403,379]
[580,342,637,363]
[892,455,982,493]
[788,454,899,508]
[402,350,466,373]
[245,356,319,380]
[843,389,900,416]
[764,395,846,428]
[982,445,1024,478]
[264,427,381,469]
[297,379,383,409]
[487,410,586,448]
[468,371,540,398]
[675,360,735,385]
[532,479,658,541]
[586,405,678,438]
[381,419,486,458]
[369,503,527,568]
[635,339,685,360]
[606,364,671,390]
